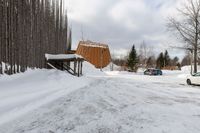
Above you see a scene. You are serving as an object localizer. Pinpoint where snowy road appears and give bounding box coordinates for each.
[1,71,200,133]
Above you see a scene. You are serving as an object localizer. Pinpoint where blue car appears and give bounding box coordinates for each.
[144,68,163,76]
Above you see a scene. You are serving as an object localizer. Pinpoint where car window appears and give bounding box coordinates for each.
[194,73,200,76]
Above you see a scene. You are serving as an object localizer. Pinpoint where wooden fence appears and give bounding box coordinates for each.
[0,0,71,74]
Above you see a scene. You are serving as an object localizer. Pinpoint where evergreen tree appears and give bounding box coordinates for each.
[172,56,179,66]
[127,45,138,71]
[156,52,164,69]
[164,50,171,67]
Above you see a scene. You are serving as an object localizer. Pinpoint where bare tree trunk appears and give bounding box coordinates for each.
[168,0,200,73]
[0,0,3,74]
[0,0,70,75]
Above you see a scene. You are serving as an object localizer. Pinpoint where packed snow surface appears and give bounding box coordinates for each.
[1,64,200,133]
[0,69,91,126]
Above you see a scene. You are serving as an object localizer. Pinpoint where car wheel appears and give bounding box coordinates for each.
[187,79,192,85]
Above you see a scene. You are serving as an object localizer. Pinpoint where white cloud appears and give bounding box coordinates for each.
[66,0,105,23]
[109,0,147,30]
[66,0,187,58]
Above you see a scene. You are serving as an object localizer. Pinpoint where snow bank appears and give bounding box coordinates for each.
[162,70,182,75]
[2,62,200,132]
[83,61,106,77]
[176,65,200,79]
[2,62,198,127]
[181,66,192,73]
[2,66,200,133]
[102,63,120,71]
[181,65,200,73]
[0,68,92,126]
[0,61,108,126]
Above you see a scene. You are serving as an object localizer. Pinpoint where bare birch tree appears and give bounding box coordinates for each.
[168,0,200,73]
[138,41,154,67]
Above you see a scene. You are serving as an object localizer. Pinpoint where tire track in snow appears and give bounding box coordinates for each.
[1,76,200,133]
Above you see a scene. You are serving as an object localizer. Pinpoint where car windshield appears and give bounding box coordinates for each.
[194,73,200,76]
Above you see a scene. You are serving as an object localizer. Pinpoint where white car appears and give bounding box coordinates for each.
[187,72,200,85]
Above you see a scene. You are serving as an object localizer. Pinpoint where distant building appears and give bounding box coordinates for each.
[76,41,111,69]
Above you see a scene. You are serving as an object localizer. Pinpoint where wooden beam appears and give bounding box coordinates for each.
[80,61,83,75]
[74,60,77,75]
[47,62,58,70]
[46,57,84,77]
[78,61,80,77]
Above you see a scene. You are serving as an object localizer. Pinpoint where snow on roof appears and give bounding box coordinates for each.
[79,41,108,48]
[45,54,83,60]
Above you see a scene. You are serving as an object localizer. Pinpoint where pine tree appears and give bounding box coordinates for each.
[164,50,171,67]
[172,56,179,66]
[127,45,138,71]
[156,52,164,69]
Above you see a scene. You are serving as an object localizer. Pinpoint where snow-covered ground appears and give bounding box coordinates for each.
[0,69,92,126]
[0,64,200,133]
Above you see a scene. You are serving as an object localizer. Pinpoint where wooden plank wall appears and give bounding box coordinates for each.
[0,0,71,75]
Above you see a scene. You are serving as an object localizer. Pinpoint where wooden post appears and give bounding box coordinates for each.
[80,61,83,75]
[61,62,64,70]
[0,62,2,74]
[78,60,80,77]
[45,59,48,69]
[74,60,77,75]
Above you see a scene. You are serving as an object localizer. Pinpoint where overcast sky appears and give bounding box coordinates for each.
[66,0,186,58]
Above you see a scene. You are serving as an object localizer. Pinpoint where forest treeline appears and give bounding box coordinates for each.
[0,0,71,74]
[112,42,189,71]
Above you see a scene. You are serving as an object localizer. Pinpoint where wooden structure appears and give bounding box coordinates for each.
[45,54,84,77]
[66,50,76,54]
[76,41,111,69]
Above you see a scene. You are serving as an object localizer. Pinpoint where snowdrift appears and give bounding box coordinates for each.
[0,62,104,125]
